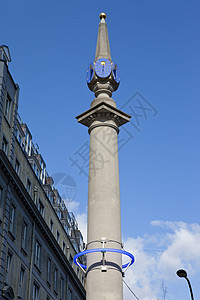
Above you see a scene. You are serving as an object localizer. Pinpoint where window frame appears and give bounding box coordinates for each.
[21,220,28,252]
[33,186,38,205]
[57,231,60,244]
[50,219,54,233]
[2,135,8,155]
[60,276,64,300]
[38,198,44,217]
[0,186,2,201]
[68,288,73,300]
[63,241,66,254]
[15,157,21,176]
[54,267,58,293]
[4,93,12,123]
[32,282,39,300]
[9,203,16,236]
[5,250,12,283]
[26,178,32,195]
[34,240,41,270]
[69,254,73,266]
[18,265,25,298]
[0,185,3,221]
[47,257,51,284]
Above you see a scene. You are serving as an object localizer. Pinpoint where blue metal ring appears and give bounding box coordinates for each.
[74,248,135,269]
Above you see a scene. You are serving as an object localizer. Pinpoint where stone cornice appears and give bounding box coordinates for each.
[76,101,131,128]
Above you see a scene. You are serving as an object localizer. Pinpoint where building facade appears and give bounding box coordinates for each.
[0,45,86,300]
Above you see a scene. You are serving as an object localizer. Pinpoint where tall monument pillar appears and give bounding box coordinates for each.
[76,13,131,300]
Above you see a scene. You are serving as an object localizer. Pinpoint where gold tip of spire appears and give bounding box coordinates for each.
[99,12,106,20]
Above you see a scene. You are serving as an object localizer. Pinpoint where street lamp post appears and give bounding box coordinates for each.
[176,269,194,300]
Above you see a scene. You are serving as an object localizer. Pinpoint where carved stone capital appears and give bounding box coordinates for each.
[76,101,131,132]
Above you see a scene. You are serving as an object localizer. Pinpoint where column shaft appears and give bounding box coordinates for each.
[86,119,123,300]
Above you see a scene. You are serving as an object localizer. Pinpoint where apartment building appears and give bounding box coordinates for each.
[0,45,86,300]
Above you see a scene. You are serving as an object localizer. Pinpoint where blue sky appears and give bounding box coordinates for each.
[2,1,200,299]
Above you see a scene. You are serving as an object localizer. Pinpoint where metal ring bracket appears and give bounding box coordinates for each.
[74,248,135,272]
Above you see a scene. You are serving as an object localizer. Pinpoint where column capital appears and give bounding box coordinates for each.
[76,101,131,130]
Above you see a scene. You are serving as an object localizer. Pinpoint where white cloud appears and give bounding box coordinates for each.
[123,236,160,300]
[123,221,200,300]
[66,207,200,300]
[63,199,80,212]
[63,200,87,242]
[76,212,87,242]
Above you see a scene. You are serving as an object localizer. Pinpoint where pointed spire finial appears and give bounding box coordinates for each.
[86,13,120,102]
[95,12,111,61]
[99,12,106,20]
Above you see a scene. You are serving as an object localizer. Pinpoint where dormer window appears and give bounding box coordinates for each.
[0,45,11,65]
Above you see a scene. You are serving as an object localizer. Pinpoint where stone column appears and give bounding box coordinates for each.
[76,12,131,300]
[76,99,131,300]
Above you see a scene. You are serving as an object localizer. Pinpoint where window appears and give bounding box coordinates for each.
[54,268,58,292]
[63,241,66,254]
[5,94,12,122]
[35,241,41,269]
[69,255,73,266]
[33,188,38,204]
[9,204,15,234]
[5,251,12,283]
[49,194,53,204]
[50,219,54,233]
[26,178,31,194]
[21,221,28,251]
[0,186,3,221]
[32,283,39,300]
[0,186,2,201]
[60,277,64,300]
[68,288,72,300]
[18,266,25,297]
[38,199,44,217]
[2,136,8,154]
[57,196,61,205]
[15,158,20,175]
[47,258,51,283]
[57,231,60,244]
[19,266,25,286]
[18,134,22,145]
[65,224,71,236]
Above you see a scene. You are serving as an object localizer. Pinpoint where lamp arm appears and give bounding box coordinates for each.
[185,277,194,300]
